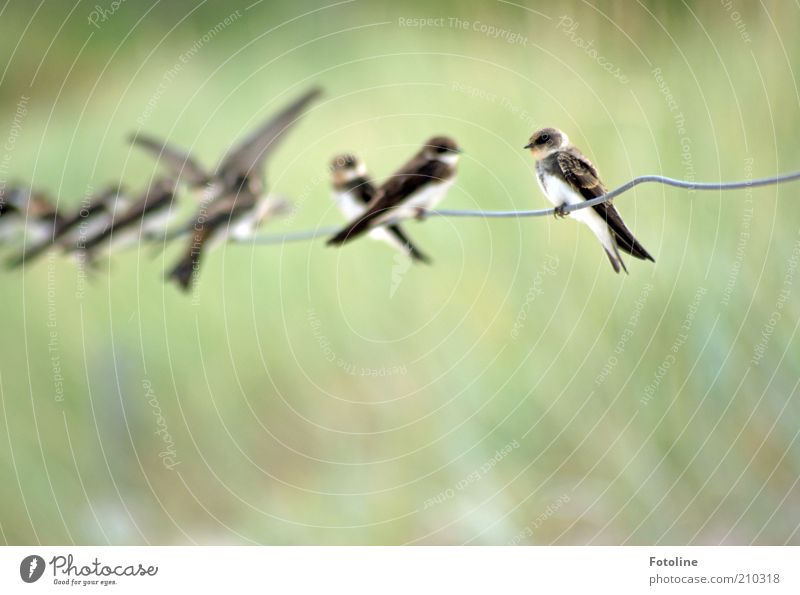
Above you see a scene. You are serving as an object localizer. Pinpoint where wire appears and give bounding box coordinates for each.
[239,170,800,244]
[246,225,340,245]
[431,171,800,218]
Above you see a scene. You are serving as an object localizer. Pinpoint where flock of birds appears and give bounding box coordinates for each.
[0,87,654,293]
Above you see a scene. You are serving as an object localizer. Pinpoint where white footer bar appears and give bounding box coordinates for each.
[1,546,797,593]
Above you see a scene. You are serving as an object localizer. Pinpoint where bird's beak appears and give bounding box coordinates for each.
[523,143,534,149]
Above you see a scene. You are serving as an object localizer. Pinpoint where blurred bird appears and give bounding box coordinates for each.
[525,127,654,273]
[77,119,233,259]
[329,153,430,263]
[132,87,322,291]
[127,133,211,191]
[0,186,24,243]
[8,185,128,268]
[327,136,461,246]
[75,177,178,261]
[0,186,61,247]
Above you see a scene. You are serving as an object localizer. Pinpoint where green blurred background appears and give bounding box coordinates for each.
[1,0,799,545]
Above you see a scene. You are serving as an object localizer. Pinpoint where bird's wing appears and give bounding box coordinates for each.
[216,87,322,183]
[130,134,209,186]
[556,149,653,261]
[54,186,124,236]
[345,176,377,204]
[81,180,175,251]
[555,149,606,200]
[52,197,103,237]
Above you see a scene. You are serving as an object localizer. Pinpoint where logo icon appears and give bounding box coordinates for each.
[20,555,45,583]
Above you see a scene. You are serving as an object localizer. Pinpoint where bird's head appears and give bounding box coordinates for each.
[329,153,366,185]
[422,136,462,164]
[4,187,29,211]
[525,127,568,159]
[99,186,127,211]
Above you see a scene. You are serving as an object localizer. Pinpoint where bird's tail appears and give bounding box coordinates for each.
[612,228,654,262]
[168,250,198,291]
[327,217,370,246]
[603,244,628,274]
[407,243,431,264]
[327,210,382,246]
[7,240,52,269]
[602,208,655,262]
[168,231,207,292]
[592,225,628,274]
[384,225,431,264]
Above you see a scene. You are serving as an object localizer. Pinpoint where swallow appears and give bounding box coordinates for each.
[327,136,461,246]
[525,127,654,273]
[0,187,62,247]
[8,185,128,268]
[139,87,321,291]
[127,134,211,191]
[127,134,288,247]
[329,154,430,263]
[0,186,25,243]
[75,177,178,260]
[75,130,216,259]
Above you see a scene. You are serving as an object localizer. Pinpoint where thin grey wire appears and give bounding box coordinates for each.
[242,170,800,244]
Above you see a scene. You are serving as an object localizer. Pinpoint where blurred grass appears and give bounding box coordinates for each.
[1,0,799,545]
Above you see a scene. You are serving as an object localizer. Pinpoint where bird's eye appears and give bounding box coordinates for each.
[435,145,448,153]
[539,133,550,144]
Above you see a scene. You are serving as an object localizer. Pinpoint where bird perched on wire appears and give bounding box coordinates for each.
[329,153,430,263]
[130,87,322,291]
[73,177,178,263]
[0,186,62,248]
[525,127,654,273]
[327,136,461,247]
[0,186,26,244]
[8,185,128,268]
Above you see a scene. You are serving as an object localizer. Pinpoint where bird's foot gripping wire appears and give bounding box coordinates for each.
[553,203,569,219]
